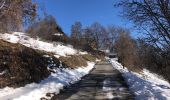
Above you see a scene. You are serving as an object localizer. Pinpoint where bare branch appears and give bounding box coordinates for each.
[0,0,5,10]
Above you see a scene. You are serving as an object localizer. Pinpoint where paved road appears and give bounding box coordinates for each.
[51,60,135,100]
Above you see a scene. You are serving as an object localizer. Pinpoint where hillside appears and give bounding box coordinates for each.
[0,32,99,100]
[0,39,51,88]
[0,32,170,100]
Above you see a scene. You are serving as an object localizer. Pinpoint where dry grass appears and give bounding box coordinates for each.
[82,54,96,62]
[0,40,61,88]
[59,55,88,69]
[0,39,103,88]
[59,54,98,69]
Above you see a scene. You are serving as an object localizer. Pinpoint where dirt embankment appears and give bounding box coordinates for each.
[0,40,105,88]
[0,40,60,88]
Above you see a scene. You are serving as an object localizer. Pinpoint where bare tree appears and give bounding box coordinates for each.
[0,0,36,32]
[116,0,170,77]
[114,28,139,69]
[71,21,82,41]
[106,25,119,52]
[116,0,170,48]
[80,22,114,50]
[0,0,5,10]
[89,22,109,49]
[82,26,98,49]
[26,15,65,41]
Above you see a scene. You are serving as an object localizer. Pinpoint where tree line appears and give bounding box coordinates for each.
[70,0,170,82]
[70,22,118,50]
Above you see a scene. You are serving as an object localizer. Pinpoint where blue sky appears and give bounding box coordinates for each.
[35,0,136,36]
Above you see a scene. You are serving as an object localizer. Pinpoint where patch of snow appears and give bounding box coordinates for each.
[111,58,118,61]
[43,55,51,58]
[0,70,8,75]
[110,59,170,100]
[96,59,101,62]
[0,32,97,100]
[54,55,60,58]
[53,33,63,36]
[0,32,77,57]
[79,51,88,55]
[102,78,125,99]
[0,62,95,100]
[103,78,113,91]
[106,92,114,99]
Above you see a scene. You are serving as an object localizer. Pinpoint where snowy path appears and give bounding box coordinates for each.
[51,60,135,100]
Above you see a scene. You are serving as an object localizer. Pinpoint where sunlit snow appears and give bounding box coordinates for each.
[110,59,170,100]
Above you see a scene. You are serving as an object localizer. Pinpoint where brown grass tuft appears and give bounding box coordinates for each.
[59,55,87,69]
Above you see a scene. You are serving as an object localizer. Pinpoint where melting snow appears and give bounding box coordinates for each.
[103,78,114,99]
[53,33,63,36]
[110,59,170,100]
[0,32,95,100]
[0,32,87,57]
[0,62,95,100]
[0,70,8,75]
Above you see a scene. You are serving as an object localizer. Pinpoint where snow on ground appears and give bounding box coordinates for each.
[0,32,95,100]
[0,70,7,75]
[110,59,170,100]
[103,78,115,99]
[53,33,63,36]
[0,32,86,57]
[0,62,95,100]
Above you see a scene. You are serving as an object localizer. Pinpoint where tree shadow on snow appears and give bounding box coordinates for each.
[123,71,168,100]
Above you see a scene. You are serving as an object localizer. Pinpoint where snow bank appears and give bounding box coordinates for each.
[0,62,95,100]
[110,59,170,100]
[0,32,95,100]
[0,32,87,57]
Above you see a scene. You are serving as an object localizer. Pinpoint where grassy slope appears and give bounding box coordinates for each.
[0,40,57,88]
[0,39,103,88]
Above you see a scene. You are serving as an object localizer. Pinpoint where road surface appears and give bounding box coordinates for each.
[51,60,135,100]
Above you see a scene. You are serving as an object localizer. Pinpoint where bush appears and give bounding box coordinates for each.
[137,40,170,82]
[114,30,141,72]
[26,15,69,43]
